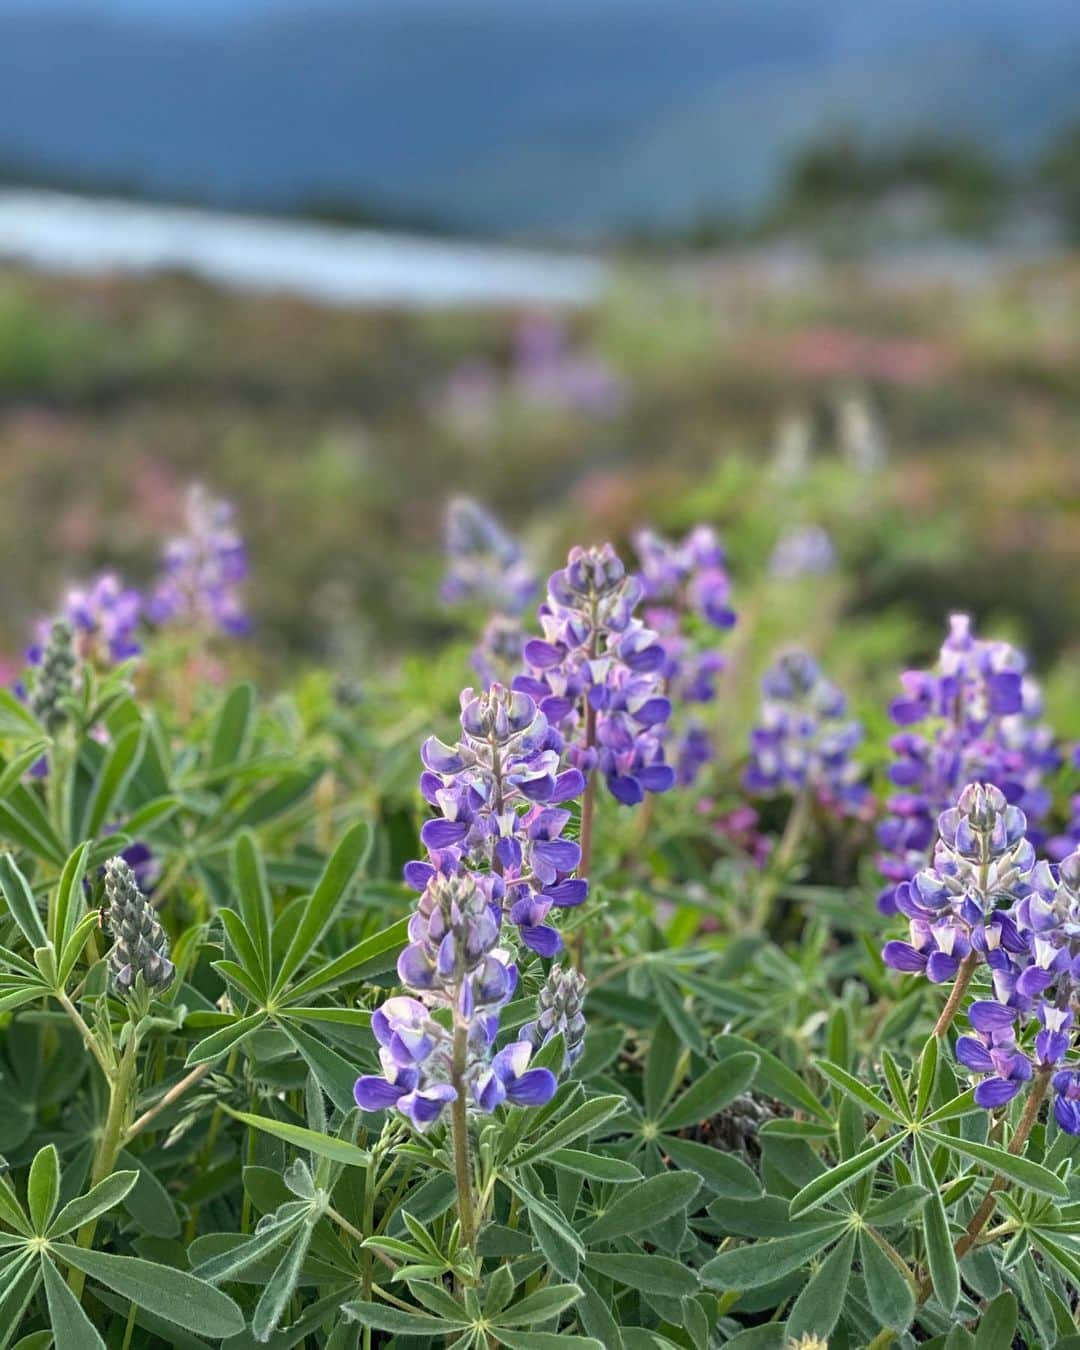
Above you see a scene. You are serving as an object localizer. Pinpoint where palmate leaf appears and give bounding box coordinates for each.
[491,1283,583,1327]
[510,1095,625,1166]
[252,1219,316,1342]
[859,1228,915,1330]
[343,1301,466,1336]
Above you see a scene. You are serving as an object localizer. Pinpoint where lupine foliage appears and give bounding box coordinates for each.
[0,490,1075,1350]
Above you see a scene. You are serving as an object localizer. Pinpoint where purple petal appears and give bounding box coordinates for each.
[520,924,563,957]
[955,1036,995,1073]
[506,1068,558,1107]
[420,819,469,849]
[354,1076,405,1111]
[968,1001,1017,1034]
[544,879,588,908]
[974,1077,1024,1109]
[882,941,927,973]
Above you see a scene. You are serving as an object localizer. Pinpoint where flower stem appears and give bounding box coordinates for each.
[931,950,978,1040]
[69,1032,138,1299]
[916,1066,1052,1305]
[449,1021,477,1265]
[123,1060,212,1145]
[570,767,596,974]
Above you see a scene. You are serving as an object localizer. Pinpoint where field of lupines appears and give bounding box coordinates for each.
[0,261,1079,1348]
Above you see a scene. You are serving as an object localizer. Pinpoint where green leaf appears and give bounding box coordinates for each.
[788,1135,900,1218]
[0,855,48,949]
[814,1059,907,1126]
[924,1088,979,1124]
[714,1034,830,1121]
[859,1229,915,1331]
[217,908,266,998]
[27,1145,59,1234]
[342,1301,464,1335]
[916,1035,938,1118]
[584,1252,700,1298]
[548,1150,641,1183]
[41,1256,105,1350]
[272,822,371,996]
[493,1283,583,1327]
[644,1016,684,1118]
[191,1216,303,1284]
[700,1223,845,1290]
[924,1130,1069,1199]
[283,916,411,1003]
[48,1170,138,1237]
[185,1012,267,1066]
[0,689,44,739]
[221,1106,370,1167]
[279,1020,361,1116]
[0,1176,30,1237]
[975,1291,1018,1350]
[81,721,146,839]
[252,1219,314,1342]
[57,911,101,988]
[49,840,91,956]
[661,1136,762,1197]
[585,1171,700,1243]
[658,1053,758,1132]
[497,1335,603,1350]
[512,1095,625,1166]
[209,683,255,770]
[51,1245,245,1337]
[0,743,49,802]
[652,974,707,1055]
[862,1185,929,1228]
[914,1134,958,1314]
[785,1228,856,1342]
[232,831,272,984]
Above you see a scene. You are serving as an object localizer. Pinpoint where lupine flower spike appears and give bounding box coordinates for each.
[877,614,1058,915]
[515,543,676,806]
[408,683,587,956]
[884,781,1080,1124]
[29,619,76,732]
[103,856,175,995]
[149,484,249,636]
[354,872,560,1131]
[745,650,868,817]
[632,525,736,786]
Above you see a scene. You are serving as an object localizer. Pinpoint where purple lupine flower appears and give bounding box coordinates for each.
[353,873,559,1133]
[408,684,587,956]
[147,485,249,637]
[631,526,736,787]
[514,544,676,806]
[442,497,536,619]
[877,614,1059,915]
[29,574,142,671]
[1052,1069,1080,1134]
[768,524,837,579]
[744,650,869,816]
[955,1005,1033,1108]
[885,781,1080,1118]
[511,314,626,419]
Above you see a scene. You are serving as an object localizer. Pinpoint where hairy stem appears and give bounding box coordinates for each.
[70,1032,138,1299]
[916,1067,1052,1305]
[931,951,979,1040]
[449,1021,477,1266]
[123,1060,212,1145]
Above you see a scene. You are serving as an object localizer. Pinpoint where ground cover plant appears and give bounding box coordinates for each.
[0,463,1076,1350]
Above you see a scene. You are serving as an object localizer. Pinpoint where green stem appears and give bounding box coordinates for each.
[69,1032,137,1298]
